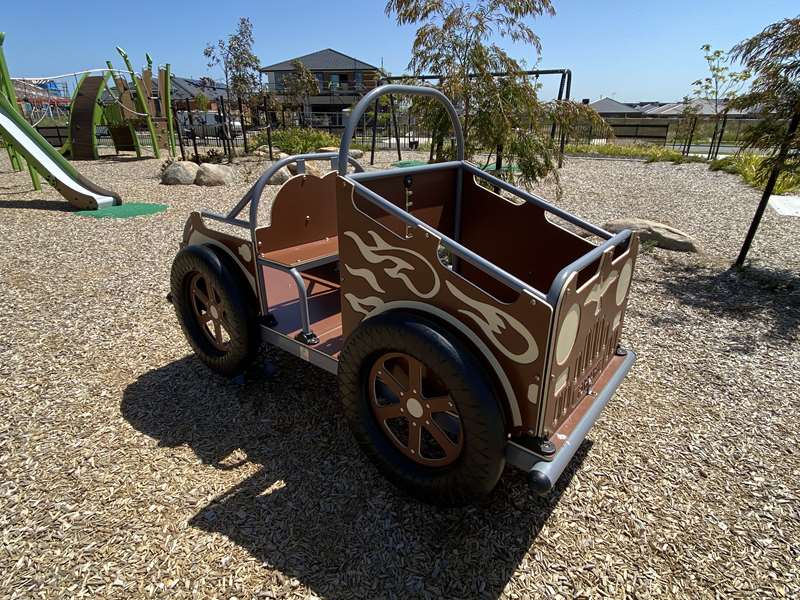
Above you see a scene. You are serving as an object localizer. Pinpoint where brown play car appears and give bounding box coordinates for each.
[169,85,639,505]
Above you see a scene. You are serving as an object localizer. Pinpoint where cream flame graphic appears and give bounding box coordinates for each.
[345,293,385,316]
[343,230,440,299]
[445,281,539,364]
[345,265,385,293]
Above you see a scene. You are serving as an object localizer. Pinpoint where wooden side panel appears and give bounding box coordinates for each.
[336,178,553,432]
[458,173,595,298]
[255,172,339,254]
[540,234,639,437]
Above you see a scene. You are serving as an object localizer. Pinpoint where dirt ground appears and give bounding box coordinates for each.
[0,150,798,598]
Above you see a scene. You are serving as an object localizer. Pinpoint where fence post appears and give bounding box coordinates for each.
[262,97,274,160]
[172,102,186,161]
[185,98,200,163]
[389,94,402,161]
[238,96,249,154]
[370,98,379,165]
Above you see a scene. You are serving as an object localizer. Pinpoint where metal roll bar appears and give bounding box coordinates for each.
[339,84,464,175]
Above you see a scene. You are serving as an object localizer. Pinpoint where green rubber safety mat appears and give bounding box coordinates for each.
[391,159,428,168]
[74,202,168,219]
[484,163,521,173]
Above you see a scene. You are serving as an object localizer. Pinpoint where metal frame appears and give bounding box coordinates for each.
[368,69,573,166]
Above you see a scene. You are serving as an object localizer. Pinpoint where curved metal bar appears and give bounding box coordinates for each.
[339,84,464,175]
[244,152,364,231]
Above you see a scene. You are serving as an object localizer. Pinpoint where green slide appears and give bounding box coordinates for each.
[0,93,121,209]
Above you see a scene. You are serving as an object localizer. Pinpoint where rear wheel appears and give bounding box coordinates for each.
[170,245,259,376]
[339,311,506,505]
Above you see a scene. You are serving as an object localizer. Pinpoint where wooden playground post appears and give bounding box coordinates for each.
[117,47,161,159]
[185,98,200,163]
[171,102,186,161]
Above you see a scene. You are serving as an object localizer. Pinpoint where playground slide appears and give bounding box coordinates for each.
[0,93,120,209]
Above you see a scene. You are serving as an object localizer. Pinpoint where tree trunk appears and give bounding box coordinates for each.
[735,111,800,267]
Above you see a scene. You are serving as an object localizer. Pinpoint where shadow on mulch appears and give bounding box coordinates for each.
[122,352,584,599]
[0,198,74,211]
[660,261,800,344]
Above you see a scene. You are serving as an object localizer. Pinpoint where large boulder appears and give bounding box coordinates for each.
[268,166,293,185]
[317,146,364,159]
[195,163,235,187]
[287,160,329,178]
[604,218,702,253]
[161,161,199,185]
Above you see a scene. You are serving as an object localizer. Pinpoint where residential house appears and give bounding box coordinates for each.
[260,48,382,121]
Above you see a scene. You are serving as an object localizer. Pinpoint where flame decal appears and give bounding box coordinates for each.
[345,265,385,293]
[343,230,440,299]
[445,281,539,364]
[344,293,384,316]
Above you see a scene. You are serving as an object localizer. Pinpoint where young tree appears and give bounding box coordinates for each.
[385,0,609,186]
[203,17,261,102]
[691,45,749,158]
[283,60,319,125]
[730,16,800,266]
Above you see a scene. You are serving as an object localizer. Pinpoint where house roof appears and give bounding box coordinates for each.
[588,97,641,115]
[260,48,379,72]
[168,76,228,101]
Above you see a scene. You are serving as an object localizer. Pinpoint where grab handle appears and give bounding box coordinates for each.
[338,84,464,175]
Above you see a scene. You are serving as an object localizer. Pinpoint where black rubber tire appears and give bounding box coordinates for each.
[170,244,259,376]
[338,310,507,506]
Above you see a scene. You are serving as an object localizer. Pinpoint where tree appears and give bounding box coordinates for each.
[691,45,749,158]
[283,60,319,125]
[729,16,800,266]
[385,0,609,187]
[195,93,210,112]
[203,17,261,101]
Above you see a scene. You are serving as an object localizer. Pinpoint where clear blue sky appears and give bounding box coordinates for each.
[3,1,797,102]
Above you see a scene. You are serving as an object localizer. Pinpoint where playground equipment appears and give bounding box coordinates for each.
[62,47,175,160]
[168,85,639,505]
[0,33,120,209]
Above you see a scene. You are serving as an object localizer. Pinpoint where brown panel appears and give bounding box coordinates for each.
[157,69,167,117]
[181,212,258,295]
[255,172,339,255]
[70,76,105,160]
[336,178,553,433]
[260,237,338,268]
[539,234,639,437]
[358,167,458,237]
[458,173,595,297]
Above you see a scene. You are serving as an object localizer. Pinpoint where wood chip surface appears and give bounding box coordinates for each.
[0,150,798,598]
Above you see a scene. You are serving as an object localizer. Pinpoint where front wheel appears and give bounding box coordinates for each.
[338,310,507,505]
[170,245,260,376]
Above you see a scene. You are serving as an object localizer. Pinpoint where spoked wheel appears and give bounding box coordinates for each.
[170,245,260,376]
[189,273,232,351]
[369,352,463,466]
[339,310,507,506]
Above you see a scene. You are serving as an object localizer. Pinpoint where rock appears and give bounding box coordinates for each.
[268,166,293,185]
[317,146,364,159]
[276,152,290,160]
[161,161,199,185]
[252,145,273,157]
[604,218,702,253]
[287,160,329,178]
[195,163,235,186]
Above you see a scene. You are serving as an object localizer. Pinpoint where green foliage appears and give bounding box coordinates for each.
[195,93,210,111]
[691,45,750,116]
[283,60,319,109]
[729,16,800,187]
[386,0,609,188]
[204,17,261,99]
[710,153,800,195]
[252,127,338,155]
[565,143,705,164]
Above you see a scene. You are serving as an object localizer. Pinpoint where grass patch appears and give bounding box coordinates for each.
[565,143,706,164]
[710,153,800,195]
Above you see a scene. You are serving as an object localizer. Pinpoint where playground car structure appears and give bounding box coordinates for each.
[169,85,639,505]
